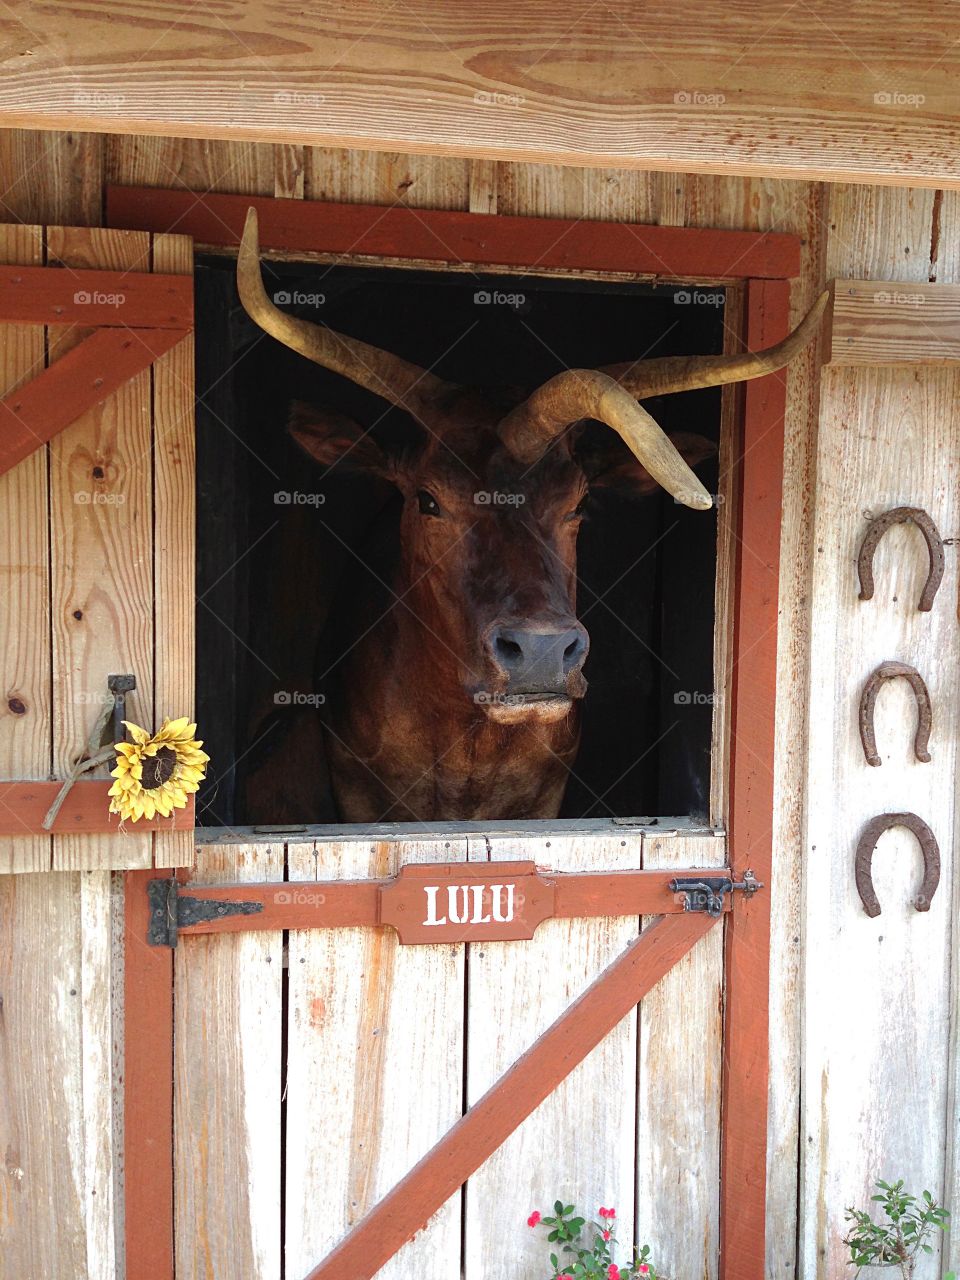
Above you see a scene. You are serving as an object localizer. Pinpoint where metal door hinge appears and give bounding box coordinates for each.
[147,877,264,947]
[668,869,763,917]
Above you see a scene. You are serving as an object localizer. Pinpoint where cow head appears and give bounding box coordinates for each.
[238,209,826,725]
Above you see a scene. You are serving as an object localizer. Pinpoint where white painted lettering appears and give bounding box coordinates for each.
[423,885,445,926]
[470,884,491,924]
[491,884,515,923]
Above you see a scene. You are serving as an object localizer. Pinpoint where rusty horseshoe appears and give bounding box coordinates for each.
[854,812,941,918]
[857,506,944,612]
[858,661,932,766]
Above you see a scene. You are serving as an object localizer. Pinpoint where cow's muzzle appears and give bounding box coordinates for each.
[485,622,589,697]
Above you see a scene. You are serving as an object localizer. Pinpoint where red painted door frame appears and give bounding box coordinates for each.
[114,191,796,1280]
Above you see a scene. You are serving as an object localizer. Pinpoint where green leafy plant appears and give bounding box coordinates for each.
[527,1201,665,1280]
[843,1180,950,1279]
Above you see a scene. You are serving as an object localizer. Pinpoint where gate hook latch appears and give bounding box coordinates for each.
[668,869,763,917]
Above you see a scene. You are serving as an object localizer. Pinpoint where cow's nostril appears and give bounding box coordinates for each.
[495,636,523,666]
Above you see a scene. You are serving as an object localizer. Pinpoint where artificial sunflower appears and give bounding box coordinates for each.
[108,717,209,822]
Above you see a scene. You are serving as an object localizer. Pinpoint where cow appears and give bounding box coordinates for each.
[238,208,825,822]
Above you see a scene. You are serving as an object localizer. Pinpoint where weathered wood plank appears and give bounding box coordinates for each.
[0,130,104,226]
[285,838,466,1280]
[824,278,960,366]
[4,5,960,187]
[682,175,827,1280]
[47,226,154,872]
[151,232,196,870]
[933,202,960,1280]
[801,360,959,1280]
[0,222,50,873]
[306,148,470,208]
[637,834,725,1280]
[0,871,117,1277]
[464,832,640,1280]
[105,134,278,196]
[174,843,284,1280]
[312,910,717,1280]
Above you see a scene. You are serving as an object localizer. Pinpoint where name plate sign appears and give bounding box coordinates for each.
[378,860,556,944]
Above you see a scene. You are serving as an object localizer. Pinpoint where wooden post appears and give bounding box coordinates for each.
[719,277,791,1280]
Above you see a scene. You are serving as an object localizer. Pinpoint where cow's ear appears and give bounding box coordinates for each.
[288,401,388,475]
[583,431,716,498]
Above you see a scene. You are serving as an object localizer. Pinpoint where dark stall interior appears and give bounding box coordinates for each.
[194,255,724,827]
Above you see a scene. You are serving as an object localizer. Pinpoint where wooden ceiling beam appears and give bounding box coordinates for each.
[1,1,959,187]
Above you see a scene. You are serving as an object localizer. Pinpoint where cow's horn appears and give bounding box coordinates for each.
[599,290,829,399]
[236,207,453,410]
[498,370,713,510]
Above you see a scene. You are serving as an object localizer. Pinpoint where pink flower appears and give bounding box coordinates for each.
[527,1211,541,1228]
[607,1266,620,1280]
[602,1229,612,1241]
[599,1206,617,1220]
[638,1267,649,1275]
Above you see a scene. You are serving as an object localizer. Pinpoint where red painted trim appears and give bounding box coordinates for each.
[0,326,187,478]
[124,868,176,1280]
[0,782,194,834]
[168,865,732,939]
[303,911,719,1280]
[719,278,791,1280]
[0,264,193,328]
[105,186,802,282]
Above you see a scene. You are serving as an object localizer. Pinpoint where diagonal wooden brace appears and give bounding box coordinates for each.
[0,325,187,478]
[302,909,718,1280]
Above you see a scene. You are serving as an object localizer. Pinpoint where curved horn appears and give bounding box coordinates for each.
[599,291,829,399]
[237,207,454,410]
[498,370,713,510]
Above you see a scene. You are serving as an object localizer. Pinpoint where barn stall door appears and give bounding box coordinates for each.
[0,221,195,872]
[128,825,733,1280]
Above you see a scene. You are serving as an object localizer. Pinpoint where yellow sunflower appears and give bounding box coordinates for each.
[108,717,209,822]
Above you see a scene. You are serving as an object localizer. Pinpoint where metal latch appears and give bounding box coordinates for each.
[668,869,763,917]
[147,877,264,947]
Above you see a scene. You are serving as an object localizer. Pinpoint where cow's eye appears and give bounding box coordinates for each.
[417,490,441,517]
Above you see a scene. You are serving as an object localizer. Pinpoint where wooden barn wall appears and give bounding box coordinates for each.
[0,126,956,1279]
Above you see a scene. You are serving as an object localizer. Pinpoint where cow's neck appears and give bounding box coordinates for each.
[325,592,581,822]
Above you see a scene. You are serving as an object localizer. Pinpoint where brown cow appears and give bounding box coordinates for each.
[238,209,825,822]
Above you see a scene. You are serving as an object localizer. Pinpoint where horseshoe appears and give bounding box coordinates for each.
[858,661,932,766]
[857,507,944,612]
[854,813,940,918]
